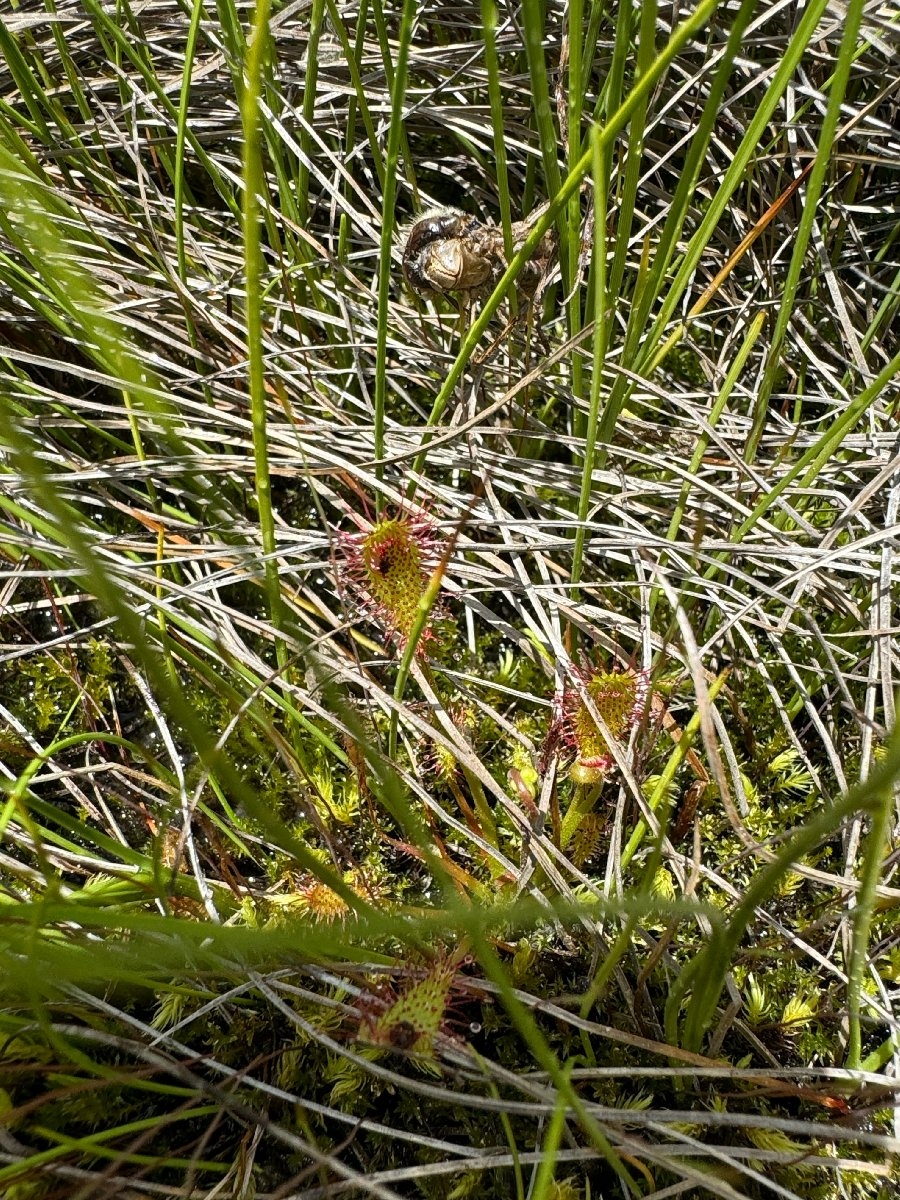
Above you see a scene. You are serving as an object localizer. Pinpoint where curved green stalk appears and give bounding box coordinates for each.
[174,0,206,285]
[297,0,326,226]
[571,125,608,595]
[748,0,868,462]
[635,0,831,378]
[604,0,656,313]
[374,0,418,492]
[480,0,514,257]
[521,0,564,227]
[242,0,287,658]
[563,0,586,439]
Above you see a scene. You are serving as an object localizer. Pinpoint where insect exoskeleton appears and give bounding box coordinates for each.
[402,209,496,298]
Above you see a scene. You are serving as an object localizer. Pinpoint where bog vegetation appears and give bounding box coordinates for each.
[0,1,899,1198]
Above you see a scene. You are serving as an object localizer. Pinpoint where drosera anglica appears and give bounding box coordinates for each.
[551,663,649,785]
[336,506,446,653]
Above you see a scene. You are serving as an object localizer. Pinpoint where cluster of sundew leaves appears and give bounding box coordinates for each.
[10,545,876,1144]
[339,508,441,650]
[560,665,647,783]
[567,810,607,867]
[336,511,676,884]
[164,991,482,1191]
[356,956,458,1059]
[220,971,512,1159]
[542,666,900,1118]
[0,387,888,1200]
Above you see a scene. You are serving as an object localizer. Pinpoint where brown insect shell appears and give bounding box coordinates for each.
[428,239,495,295]
[402,208,498,299]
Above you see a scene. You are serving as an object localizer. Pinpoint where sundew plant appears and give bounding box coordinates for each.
[0,1,899,1197]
